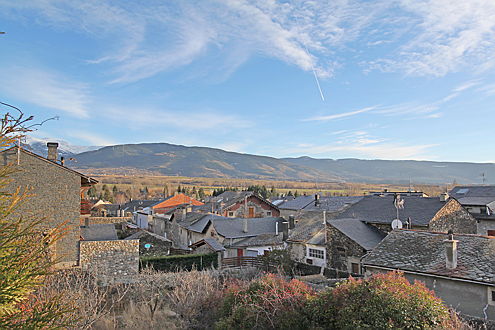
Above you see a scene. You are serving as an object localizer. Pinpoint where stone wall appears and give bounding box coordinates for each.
[326,223,366,273]
[79,239,139,283]
[477,220,495,236]
[1,149,81,265]
[86,216,131,225]
[429,199,477,234]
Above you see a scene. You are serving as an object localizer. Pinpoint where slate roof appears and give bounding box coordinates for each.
[457,197,495,206]
[230,233,284,247]
[450,185,495,199]
[278,195,314,210]
[303,196,363,212]
[198,191,279,213]
[328,218,386,250]
[178,213,285,239]
[287,212,325,243]
[213,217,285,239]
[123,200,157,213]
[363,230,495,285]
[336,195,446,227]
[124,230,172,242]
[80,224,118,241]
[189,238,225,252]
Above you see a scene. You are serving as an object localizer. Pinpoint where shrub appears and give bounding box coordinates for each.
[216,273,315,330]
[141,253,218,272]
[309,271,461,329]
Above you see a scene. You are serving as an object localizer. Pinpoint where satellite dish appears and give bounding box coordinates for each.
[391,219,403,230]
[144,243,152,249]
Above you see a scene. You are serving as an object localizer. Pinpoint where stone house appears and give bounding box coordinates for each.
[197,191,280,218]
[336,194,478,234]
[363,230,495,321]
[286,212,327,267]
[168,212,286,257]
[0,144,97,267]
[325,218,386,274]
[449,186,495,236]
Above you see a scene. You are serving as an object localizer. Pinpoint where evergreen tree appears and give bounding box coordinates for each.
[163,184,169,197]
[198,187,205,199]
[112,185,118,195]
[177,185,182,194]
[294,190,299,198]
[87,185,97,198]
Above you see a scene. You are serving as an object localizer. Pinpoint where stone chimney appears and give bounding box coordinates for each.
[440,192,449,202]
[47,142,58,161]
[282,221,289,241]
[444,230,458,270]
[288,215,295,229]
[243,218,248,233]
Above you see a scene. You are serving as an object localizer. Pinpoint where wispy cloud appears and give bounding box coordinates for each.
[66,130,115,146]
[304,106,377,122]
[2,0,494,82]
[102,105,252,131]
[0,66,90,118]
[286,131,436,159]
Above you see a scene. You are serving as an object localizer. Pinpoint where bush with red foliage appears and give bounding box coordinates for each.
[216,273,315,329]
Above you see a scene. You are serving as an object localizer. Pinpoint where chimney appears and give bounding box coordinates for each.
[275,222,279,235]
[288,215,295,229]
[322,210,326,225]
[314,194,320,206]
[282,221,289,241]
[440,192,449,202]
[444,230,458,270]
[47,142,58,161]
[181,207,187,220]
[243,218,248,233]
[84,217,89,228]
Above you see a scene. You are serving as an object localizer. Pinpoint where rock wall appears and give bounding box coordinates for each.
[79,239,139,284]
[429,199,477,234]
[326,224,366,272]
[85,216,131,224]
[1,149,81,265]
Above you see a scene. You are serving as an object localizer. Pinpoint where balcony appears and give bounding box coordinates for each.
[80,199,92,215]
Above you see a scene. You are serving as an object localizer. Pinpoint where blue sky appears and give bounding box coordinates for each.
[0,0,494,162]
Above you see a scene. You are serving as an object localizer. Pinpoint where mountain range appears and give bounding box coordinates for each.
[27,140,495,184]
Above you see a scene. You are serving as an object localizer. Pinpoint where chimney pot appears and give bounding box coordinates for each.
[444,232,458,270]
[288,215,295,229]
[47,142,58,161]
[282,221,289,241]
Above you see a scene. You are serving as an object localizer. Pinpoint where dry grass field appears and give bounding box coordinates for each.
[87,174,450,200]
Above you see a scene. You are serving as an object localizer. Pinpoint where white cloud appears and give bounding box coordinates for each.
[0,66,90,118]
[376,0,495,76]
[304,106,377,122]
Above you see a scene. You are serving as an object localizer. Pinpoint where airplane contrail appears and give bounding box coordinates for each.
[303,43,325,101]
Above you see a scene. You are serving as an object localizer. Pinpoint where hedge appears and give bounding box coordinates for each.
[140,253,218,272]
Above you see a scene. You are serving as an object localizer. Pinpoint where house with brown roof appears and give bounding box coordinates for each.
[152,193,203,214]
[1,143,97,268]
[363,230,495,320]
[197,191,280,218]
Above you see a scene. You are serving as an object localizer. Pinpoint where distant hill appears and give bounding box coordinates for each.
[23,137,100,158]
[282,156,495,184]
[50,142,495,184]
[70,143,341,182]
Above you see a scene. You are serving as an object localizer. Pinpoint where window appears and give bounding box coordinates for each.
[228,211,234,217]
[487,230,495,237]
[308,248,325,259]
[266,211,272,216]
[489,288,495,306]
[351,263,360,274]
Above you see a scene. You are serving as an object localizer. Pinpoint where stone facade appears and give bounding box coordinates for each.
[429,199,477,234]
[222,196,280,218]
[326,224,366,274]
[1,149,83,266]
[79,239,139,283]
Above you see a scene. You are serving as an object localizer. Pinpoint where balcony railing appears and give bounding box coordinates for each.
[80,199,92,215]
